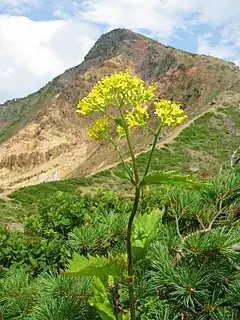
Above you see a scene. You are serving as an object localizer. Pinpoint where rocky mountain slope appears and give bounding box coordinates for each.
[0,28,240,189]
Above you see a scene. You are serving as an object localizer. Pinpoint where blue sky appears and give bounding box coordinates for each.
[0,0,240,102]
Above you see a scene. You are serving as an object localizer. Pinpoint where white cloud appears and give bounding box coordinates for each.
[200,33,214,41]
[234,60,240,67]
[78,0,182,38]
[197,38,235,60]
[0,0,42,14]
[74,0,240,31]
[0,16,65,76]
[219,22,240,52]
[0,15,101,102]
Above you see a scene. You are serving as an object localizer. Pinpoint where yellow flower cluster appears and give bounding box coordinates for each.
[154,100,188,126]
[87,118,111,141]
[76,71,188,143]
[77,71,156,115]
[116,126,126,138]
[125,105,149,128]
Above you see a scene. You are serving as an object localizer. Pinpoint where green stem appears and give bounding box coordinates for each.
[118,102,140,320]
[112,140,135,184]
[119,108,139,185]
[142,125,162,180]
[126,186,140,320]
[126,128,139,184]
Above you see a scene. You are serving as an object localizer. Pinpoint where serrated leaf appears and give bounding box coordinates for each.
[65,253,127,279]
[132,209,162,260]
[140,171,199,187]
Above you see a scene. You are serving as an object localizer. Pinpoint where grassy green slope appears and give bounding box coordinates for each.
[0,82,57,144]
[0,178,92,224]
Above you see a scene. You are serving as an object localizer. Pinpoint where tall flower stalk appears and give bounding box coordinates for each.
[76,71,188,319]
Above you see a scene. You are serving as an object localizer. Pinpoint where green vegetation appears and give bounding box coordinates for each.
[0,178,93,224]
[138,106,239,174]
[0,170,240,319]
[1,190,132,275]
[0,200,26,223]
[9,178,92,204]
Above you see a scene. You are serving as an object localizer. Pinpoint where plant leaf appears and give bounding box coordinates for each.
[112,168,132,182]
[89,276,116,320]
[118,312,131,320]
[132,208,162,260]
[140,171,201,187]
[65,253,127,279]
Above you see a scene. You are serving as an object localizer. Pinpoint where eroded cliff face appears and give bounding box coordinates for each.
[0,28,240,189]
[0,93,88,188]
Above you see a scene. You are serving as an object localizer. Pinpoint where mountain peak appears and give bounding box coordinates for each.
[100,28,145,41]
[84,28,146,61]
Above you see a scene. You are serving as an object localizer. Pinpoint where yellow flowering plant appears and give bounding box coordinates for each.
[87,118,111,141]
[75,71,189,320]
